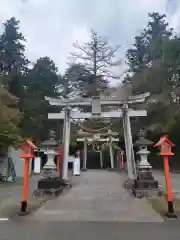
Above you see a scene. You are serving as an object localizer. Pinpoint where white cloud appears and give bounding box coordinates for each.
[0,0,180,77]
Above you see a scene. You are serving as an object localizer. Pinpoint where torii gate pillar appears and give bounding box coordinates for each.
[123,104,136,188]
[61,108,71,180]
[82,138,88,171]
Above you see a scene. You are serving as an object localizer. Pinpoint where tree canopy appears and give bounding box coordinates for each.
[1,12,180,166]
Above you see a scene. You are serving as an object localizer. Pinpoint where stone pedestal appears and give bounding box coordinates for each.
[124,178,135,189]
[38,178,63,189]
[40,149,57,179]
[132,170,159,197]
[81,168,88,172]
[132,147,159,198]
[37,131,66,193]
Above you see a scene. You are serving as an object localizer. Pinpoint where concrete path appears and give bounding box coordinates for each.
[31,170,163,222]
[1,221,180,240]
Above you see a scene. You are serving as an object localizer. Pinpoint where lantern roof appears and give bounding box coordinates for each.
[136,137,153,146]
[40,130,58,147]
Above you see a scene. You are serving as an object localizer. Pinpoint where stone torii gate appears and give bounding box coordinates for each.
[76,129,94,170]
[77,129,119,170]
[45,89,149,184]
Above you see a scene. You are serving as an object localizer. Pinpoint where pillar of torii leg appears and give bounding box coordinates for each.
[76,130,94,171]
[45,91,150,184]
[76,129,119,170]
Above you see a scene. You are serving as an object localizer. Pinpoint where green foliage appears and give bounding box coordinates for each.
[0,122,22,147]
[125,12,180,167]
[20,57,60,142]
[2,11,180,163]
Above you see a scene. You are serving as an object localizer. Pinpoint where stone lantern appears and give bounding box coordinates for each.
[136,129,153,170]
[36,130,66,195]
[40,130,58,179]
[132,130,158,198]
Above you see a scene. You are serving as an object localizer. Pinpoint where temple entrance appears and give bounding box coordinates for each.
[102,149,111,168]
[86,149,117,169]
[86,151,100,169]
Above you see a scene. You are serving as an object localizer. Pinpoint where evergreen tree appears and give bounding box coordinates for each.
[20,57,60,142]
[0,17,28,97]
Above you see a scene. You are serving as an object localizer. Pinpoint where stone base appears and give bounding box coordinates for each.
[61,179,72,188]
[134,179,158,189]
[132,169,159,198]
[81,168,88,172]
[165,212,177,219]
[124,179,135,189]
[38,178,65,190]
[132,188,160,198]
[107,168,118,171]
[18,212,29,216]
[40,168,57,179]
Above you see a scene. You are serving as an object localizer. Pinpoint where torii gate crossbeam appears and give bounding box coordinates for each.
[48,110,147,119]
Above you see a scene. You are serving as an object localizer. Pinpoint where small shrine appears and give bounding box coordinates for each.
[132,130,159,198]
[154,136,174,156]
[20,140,37,159]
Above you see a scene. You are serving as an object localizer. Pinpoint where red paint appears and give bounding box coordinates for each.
[154,136,175,205]
[20,139,37,206]
[56,147,63,177]
[120,151,124,169]
[154,135,174,156]
[22,158,29,202]
[121,153,124,169]
[164,156,173,201]
[20,140,37,159]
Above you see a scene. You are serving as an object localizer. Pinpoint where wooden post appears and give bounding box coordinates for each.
[100,150,103,169]
[57,154,61,177]
[163,156,174,215]
[83,138,88,170]
[56,147,63,178]
[121,151,124,170]
[21,158,29,213]
[154,136,177,218]
[19,139,37,215]
[109,135,114,169]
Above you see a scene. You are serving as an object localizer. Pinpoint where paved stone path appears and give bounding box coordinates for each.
[31,170,163,222]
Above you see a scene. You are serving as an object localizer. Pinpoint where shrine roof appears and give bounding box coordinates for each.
[154,136,175,147]
[21,139,37,149]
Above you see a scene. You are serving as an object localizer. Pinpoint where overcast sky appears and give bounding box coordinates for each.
[0,0,180,78]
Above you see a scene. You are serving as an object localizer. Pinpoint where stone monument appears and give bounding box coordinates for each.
[132,130,158,198]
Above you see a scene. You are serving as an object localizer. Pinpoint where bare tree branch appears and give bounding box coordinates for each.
[69,29,122,79]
